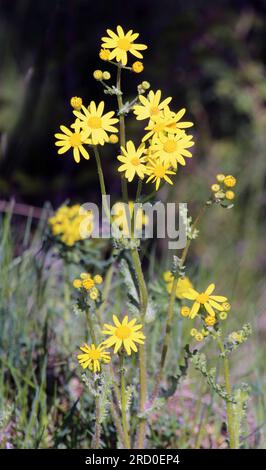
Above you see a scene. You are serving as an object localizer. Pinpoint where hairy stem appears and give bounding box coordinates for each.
[120,353,131,448]
[116,65,128,203]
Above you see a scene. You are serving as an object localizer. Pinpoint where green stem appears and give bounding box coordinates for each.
[136,180,143,201]
[120,353,131,448]
[93,395,101,448]
[116,65,128,203]
[217,339,236,448]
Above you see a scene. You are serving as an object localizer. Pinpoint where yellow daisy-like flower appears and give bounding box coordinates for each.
[183,283,228,319]
[102,315,145,356]
[165,108,194,131]
[163,271,193,299]
[117,141,147,182]
[152,132,194,169]
[145,160,175,190]
[77,343,110,372]
[134,89,172,121]
[54,121,91,163]
[101,25,147,66]
[73,101,118,146]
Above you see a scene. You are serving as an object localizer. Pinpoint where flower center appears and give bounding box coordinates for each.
[117,38,131,51]
[131,157,141,166]
[197,293,209,304]
[87,116,102,129]
[82,278,95,290]
[115,325,131,339]
[153,165,166,178]
[154,122,165,132]
[89,350,101,360]
[69,133,81,147]
[163,139,177,153]
[150,106,160,116]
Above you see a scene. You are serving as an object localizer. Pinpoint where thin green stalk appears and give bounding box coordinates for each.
[120,353,131,448]
[93,395,101,448]
[93,146,111,221]
[116,65,128,203]
[217,339,236,448]
[136,180,143,201]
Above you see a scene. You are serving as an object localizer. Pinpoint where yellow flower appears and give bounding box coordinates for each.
[141,81,150,90]
[163,272,193,299]
[90,288,99,300]
[102,71,111,80]
[73,279,82,289]
[195,332,204,342]
[73,101,118,145]
[77,343,110,372]
[211,184,220,192]
[183,283,228,319]
[180,306,190,317]
[70,96,83,110]
[222,302,231,311]
[48,205,94,246]
[205,315,216,327]
[94,275,103,284]
[152,132,194,169]
[117,141,147,182]
[216,173,225,182]
[225,190,235,200]
[219,312,227,320]
[224,175,236,187]
[142,111,175,142]
[54,121,91,163]
[132,61,144,73]
[82,277,95,290]
[102,315,145,355]
[190,328,197,337]
[109,134,119,144]
[101,25,147,66]
[73,272,102,299]
[134,89,172,121]
[112,201,148,236]
[165,108,194,130]
[93,70,103,80]
[99,48,111,61]
[145,160,175,190]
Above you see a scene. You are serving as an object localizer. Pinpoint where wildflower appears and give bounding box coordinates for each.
[141,81,150,90]
[183,283,228,319]
[190,328,197,337]
[211,184,220,192]
[216,173,225,182]
[70,96,83,110]
[132,61,144,73]
[112,201,148,236]
[102,315,145,355]
[102,71,111,80]
[77,343,110,372]
[93,70,103,80]
[229,332,243,343]
[180,306,190,317]
[163,272,193,299]
[145,160,175,190]
[134,89,172,121]
[142,110,176,142]
[219,312,227,320]
[151,132,194,169]
[205,316,216,327]
[225,190,235,200]
[73,101,119,145]
[48,205,94,246]
[202,329,209,337]
[73,272,102,299]
[94,274,103,285]
[165,108,194,130]
[222,302,231,311]
[54,122,91,163]
[109,134,119,144]
[117,141,147,182]
[99,48,110,61]
[224,175,236,187]
[89,288,99,301]
[73,279,82,289]
[195,332,204,342]
[101,26,147,66]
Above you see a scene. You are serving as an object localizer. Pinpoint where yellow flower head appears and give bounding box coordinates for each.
[142,109,177,142]
[89,288,99,300]
[94,274,103,285]
[70,96,83,110]
[183,283,228,319]
[102,315,145,355]
[190,328,197,337]
[117,141,147,182]
[73,272,102,299]
[54,121,91,163]
[165,108,194,131]
[180,306,190,317]
[224,175,236,187]
[145,160,175,190]
[102,71,111,80]
[134,89,172,121]
[211,184,220,192]
[99,48,111,61]
[225,190,235,200]
[216,173,225,183]
[77,343,110,372]
[101,26,147,66]
[163,272,194,299]
[222,302,231,311]
[93,70,103,80]
[48,205,94,246]
[151,132,194,169]
[73,101,118,146]
[219,311,227,320]
[132,61,144,73]
[195,332,204,342]
[205,315,216,327]
[109,134,119,144]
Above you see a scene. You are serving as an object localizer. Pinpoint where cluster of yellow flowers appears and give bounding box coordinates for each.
[54,25,195,191]
[73,272,103,300]
[78,315,145,372]
[48,205,93,246]
[211,174,237,201]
